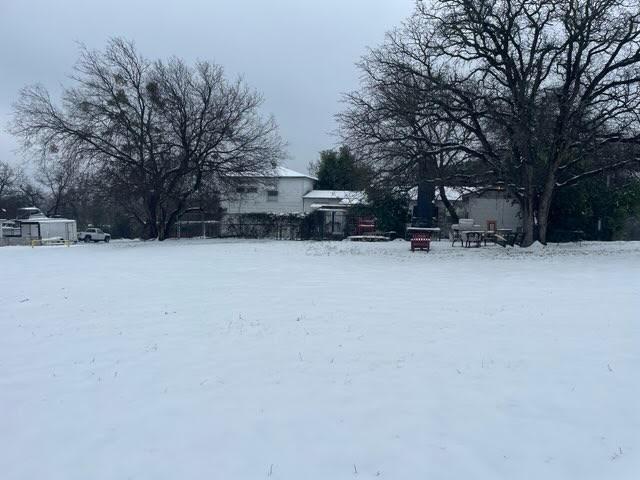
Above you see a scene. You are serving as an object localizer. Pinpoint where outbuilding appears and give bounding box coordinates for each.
[19,217,78,242]
[0,208,77,245]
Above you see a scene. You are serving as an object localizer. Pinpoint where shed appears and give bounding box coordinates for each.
[19,217,78,242]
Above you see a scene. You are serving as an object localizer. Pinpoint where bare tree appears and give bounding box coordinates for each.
[16,177,45,210]
[11,38,284,240]
[30,149,86,217]
[352,0,640,244]
[0,161,18,208]
[339,55,475,224]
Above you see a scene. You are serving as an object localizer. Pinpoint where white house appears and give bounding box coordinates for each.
[223,167,316,215]
[220,168,369,238]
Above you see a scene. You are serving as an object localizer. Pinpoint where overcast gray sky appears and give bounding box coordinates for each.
[0,0,414,173]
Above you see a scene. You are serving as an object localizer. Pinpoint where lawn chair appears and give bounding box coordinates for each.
[451,219,479,247]
[451,229,463,246]
[410,231,431,252]
[464,231,483,248]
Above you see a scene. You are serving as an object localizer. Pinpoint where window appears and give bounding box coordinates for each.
[267,190,279,202]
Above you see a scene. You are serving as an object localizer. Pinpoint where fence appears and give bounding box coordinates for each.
[175,220,221,239]
[222,220,302,240]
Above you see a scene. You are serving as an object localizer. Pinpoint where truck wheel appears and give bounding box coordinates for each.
[104,237,110,243]
[84,235,91,243]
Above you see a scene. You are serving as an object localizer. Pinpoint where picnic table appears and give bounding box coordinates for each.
[461,229,518,247]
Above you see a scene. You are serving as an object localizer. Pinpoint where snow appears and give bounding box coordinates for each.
[273,166,317,180]
[525,241,545,251]
[303,190,367,206]
[409,186,476,202]
[227,166,317,180]
[1,240,639,479]
[303,189,366,199]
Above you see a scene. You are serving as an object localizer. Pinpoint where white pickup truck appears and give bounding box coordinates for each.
[78,227,111,243]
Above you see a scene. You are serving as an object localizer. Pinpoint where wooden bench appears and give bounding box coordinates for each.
[410,232,431,252]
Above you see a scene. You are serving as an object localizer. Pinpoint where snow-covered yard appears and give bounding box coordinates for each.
[1,239,639,479]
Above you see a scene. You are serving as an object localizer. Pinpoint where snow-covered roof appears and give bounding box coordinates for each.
[303,190,366,202]
[303,191,367,211]
[408,186,476,202]
[20,217,76,224]
[308,204,351,211]
[226,166,317,181]
[275,167,317,180]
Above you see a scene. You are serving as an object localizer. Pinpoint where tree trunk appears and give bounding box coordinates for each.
[520,163,536,247]
[159,215,176,241]
[414,158,435,227]
[144,221,158,240]
[144,194,160,240]
[157,224,167,241]
[415,181,435,227]
[157,206,168,241]
[537,204,550,244]
[537,172,557,245]
[437,185,459,223]
[521,194,536,247]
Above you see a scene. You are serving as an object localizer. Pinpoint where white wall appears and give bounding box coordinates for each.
[18,220,78,241]
[464,195,522,230]
[224,177,315,215]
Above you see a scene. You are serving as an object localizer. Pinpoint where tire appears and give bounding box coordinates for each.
[84,235,91,243]
[104,237,110,243]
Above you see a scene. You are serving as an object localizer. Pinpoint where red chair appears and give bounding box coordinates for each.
[410,232,431,252]
[355,217,376,235]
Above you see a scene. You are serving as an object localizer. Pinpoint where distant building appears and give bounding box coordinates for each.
[222,167,317,215]
[410,187,522,231]
[0,207,77,246]
[457,189,521,231]
[220,167,367,239]
[302,190,367,238]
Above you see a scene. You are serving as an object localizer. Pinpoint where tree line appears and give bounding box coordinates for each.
[6,1,640,244]
[8,38,284,239]
[339,0,640,245]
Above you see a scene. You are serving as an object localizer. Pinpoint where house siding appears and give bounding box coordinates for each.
[224,177,315,215]
[462,193,522,230]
